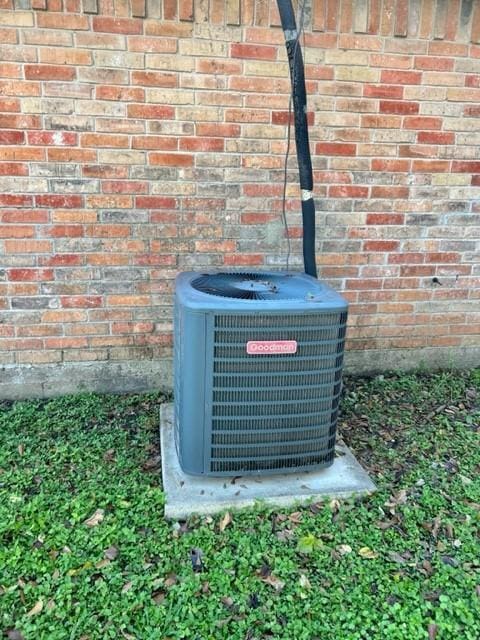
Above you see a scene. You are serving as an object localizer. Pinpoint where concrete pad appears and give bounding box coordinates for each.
[160,404,376,520]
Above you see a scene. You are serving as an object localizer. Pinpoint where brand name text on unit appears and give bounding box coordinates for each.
[246,340,298,354]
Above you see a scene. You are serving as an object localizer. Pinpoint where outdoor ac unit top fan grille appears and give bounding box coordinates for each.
[192,272,295,300]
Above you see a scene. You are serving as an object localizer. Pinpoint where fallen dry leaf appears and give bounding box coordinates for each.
[428,623,438,640]
[288,511,302,524]
[95,559,111,569]
[6,630,24,640]
[299,574,311,590]
[84,509,104,527]
[329,499,341,513]
[142,455,160,471]
[121,581,133,594]
[104,545,119,560]
[219,511,232,532]
[18,444,24,456]
[260,574,285,592]
[152,589,166,605]
[164,573,178,588]
[221,596,234,608]
[358,547,379,559]
[26,599,43,617]
[337,544,352,556]
[103,448,116,462]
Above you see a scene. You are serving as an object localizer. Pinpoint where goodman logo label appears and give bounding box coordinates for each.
[246,340,297,355]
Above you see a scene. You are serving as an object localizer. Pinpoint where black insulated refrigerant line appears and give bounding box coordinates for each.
[276,0,318,278]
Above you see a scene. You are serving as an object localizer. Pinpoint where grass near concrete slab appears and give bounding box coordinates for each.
[0,370,479,640]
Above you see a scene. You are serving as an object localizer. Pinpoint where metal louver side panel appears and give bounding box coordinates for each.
[207,311,347,475]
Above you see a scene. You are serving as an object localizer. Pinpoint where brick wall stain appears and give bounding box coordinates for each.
[0,0,479,368]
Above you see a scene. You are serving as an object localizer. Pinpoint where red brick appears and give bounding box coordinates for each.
[0,195,33,207]
[412,160,450,173]
[329,185,369,198]
[243,184,282,197]
[1,209,47,223]
[24,65,76,81]
[48,149,96,163]
[231,43,277,60]
[371,186,409,199]
[316,142,356,156]
[61,296,103,308]
[429,42,468,57]
[28,131,77,146]
[272,111,314,126]
[0,97,20,111]
[86,225,130,238]
[403,117,442,130]
[131,71,177,88]
[314,171,352,184]
[149,153,194,166]
[465,75,480,88]
[179,137,224,152]
[417,131,454,145]
[241,212,278,224]
[388,253,424,264]
[92,17,143,35]
[224,254,264,266]
[131,136,178,150]
[414,56,454,71]
[399,144,438,158]
[4,240,51,253]
[107,295,150,306]
[0,163,28,176]
[127,104,175,119]
[80,133,129,148]
[127,36,177,53]
[364,84,404,98]
[380,70,422,85]
[379,100,419,114]
[196,123,241,137]
[95,86,145,101]
[37,13,89,30]
[112,322,154,334]
[452,161,480,173]
[425,253,460,264]
[346,279,383,290]
[8,268,53,281]
[40,254,83,267]
[0,225,34,238]
[464,105,480,117]
[371,159,410,172]
[366,213,405,225]
[0,114,41,129]
[136,196,177,209]
[47,225,84,238]
[36,195,83,208]
[0,130,24,144]
[364,240,400,252]
[102,180,148,194]
[472,175,480,186]
[399,265,436,277]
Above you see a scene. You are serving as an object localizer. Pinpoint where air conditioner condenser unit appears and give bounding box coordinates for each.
[174,271,348,476]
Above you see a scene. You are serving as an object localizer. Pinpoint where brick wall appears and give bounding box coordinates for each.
[1,0,479,398]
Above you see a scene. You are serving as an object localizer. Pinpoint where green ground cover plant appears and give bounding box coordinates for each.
[0,370,479,640]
